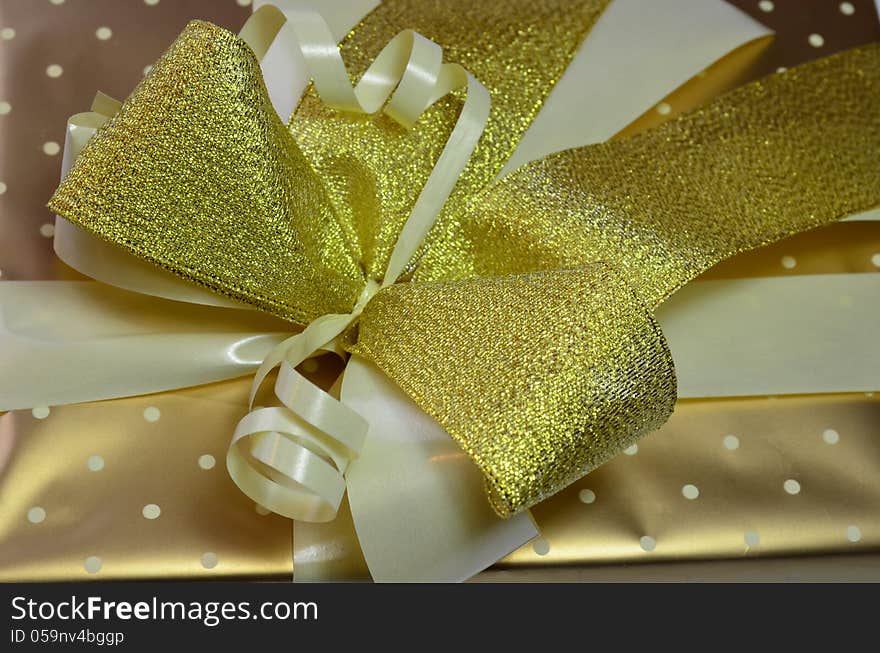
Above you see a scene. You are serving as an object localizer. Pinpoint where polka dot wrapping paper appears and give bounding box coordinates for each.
[0,1,879,581]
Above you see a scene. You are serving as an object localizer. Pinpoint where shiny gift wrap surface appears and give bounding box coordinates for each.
[3,383,879,581]
[512,392,880,567]
[0,380,294,580]
[4,0,876,576]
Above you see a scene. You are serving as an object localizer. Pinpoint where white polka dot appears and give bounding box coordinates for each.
[87,455,105,471]
[143,64,153,76]
[0,27,15,40]
[0,101,10,115]
[255,504,271,516]
[870,253,880,268]
[31,405,50,419]
[0,181,6,195]
[781,255,797,269]
[822,429,839,445]
[681,484,700,500]
[84,556,102,574]
[144,0,160,5]
[846,525,862,543]
[639,536,656,552]
[39,223,55,238]
[236,0,253,6]
[143,406,161,422]
[27,506,46,524]
[808,33,825,48]
[201,552,218,569]
[656,102,671,116]
[198,454,216,470]
[723,434,740,450]
[623,444,638,456]
[96,27,113,41]
[758,1,774,12]
[578,489,596,504]
[142,503,161,520]
[776,66,787,74]
[42,141,60,156]
[744,531,760,548]
[45,64,63,78]
[783,479,801,495]
[301,358,319,374]
[867,392,875,398]
[50,0,66,5]
[532,538,550,556]
[839,2,855,16]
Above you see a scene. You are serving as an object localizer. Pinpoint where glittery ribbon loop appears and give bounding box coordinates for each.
[226,5,490,521]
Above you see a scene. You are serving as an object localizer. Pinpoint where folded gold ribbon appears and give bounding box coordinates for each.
[47,0,879,519]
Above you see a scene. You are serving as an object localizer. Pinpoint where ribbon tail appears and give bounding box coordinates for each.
[341,355,538,582]
[0,281,288,411]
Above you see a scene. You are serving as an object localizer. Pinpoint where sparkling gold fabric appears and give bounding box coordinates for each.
[47,4,880,517]
[416,43,880,309]
[49,21,364,325]
[351,266,676,515]
[290,0,610,281]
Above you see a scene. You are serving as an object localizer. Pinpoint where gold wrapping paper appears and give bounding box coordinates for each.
[0,379,294,581]
[3,384,877,581]
[514,392,880,566]
[0,0,878,581]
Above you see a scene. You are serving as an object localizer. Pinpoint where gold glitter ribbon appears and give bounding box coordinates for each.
[47,1,880,519]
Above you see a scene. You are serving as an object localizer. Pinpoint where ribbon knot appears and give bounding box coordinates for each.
[226,5,490,523]
[354,279,382,314]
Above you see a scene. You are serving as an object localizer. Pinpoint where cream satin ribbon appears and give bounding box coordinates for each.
[226,4,491,522]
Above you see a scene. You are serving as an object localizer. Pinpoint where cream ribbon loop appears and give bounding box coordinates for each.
[227,5,490,522]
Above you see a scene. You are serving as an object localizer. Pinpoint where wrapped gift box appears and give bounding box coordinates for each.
[0,0,878,582]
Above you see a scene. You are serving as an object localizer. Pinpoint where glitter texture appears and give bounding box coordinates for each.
[416,43,880,310]
[50,22,365,325]
[352,265,676,516]
[291,0,610,281]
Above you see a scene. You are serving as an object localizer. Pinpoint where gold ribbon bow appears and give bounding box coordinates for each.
[47,0,879,523]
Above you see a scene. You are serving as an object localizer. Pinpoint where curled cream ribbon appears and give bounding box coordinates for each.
[226,5,491,522]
